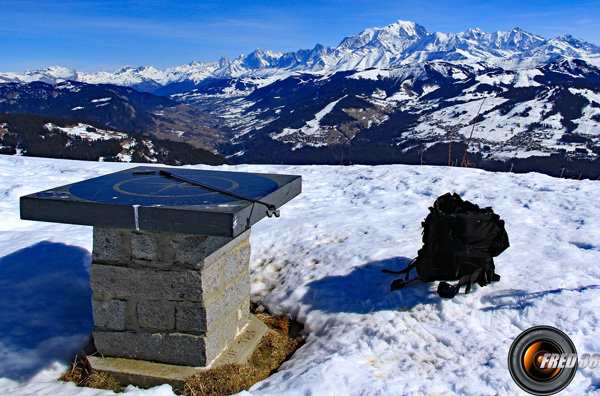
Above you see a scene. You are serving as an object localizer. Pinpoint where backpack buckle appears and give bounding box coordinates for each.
[390,278,406,291]
[437,281,459,298]
[390,277,420,291]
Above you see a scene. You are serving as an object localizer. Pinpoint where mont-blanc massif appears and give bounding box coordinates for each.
[2,20,600,177]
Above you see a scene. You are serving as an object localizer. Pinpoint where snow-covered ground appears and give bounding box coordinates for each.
[1,155,600,395]
[44,123,129,142]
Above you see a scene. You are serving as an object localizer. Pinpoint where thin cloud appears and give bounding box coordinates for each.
[0,10,295,44]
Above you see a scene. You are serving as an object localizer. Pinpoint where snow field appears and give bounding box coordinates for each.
[1,156,600,395]
[44,123,129,142]
[270,96,348,146]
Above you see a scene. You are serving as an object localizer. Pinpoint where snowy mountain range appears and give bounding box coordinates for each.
[2,21,599,92]
[1,20,600,177]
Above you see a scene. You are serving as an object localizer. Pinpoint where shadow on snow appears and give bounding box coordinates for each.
[300,257,438,314]
[0,241,93,381]
[480,284,600,311]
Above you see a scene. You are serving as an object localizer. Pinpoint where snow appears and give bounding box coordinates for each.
[476,73,515,86]
[115,153,132,162]
[570,88,600,106]
[570,103,600,137]
[402,86,598,161]
[2,155,600,395]
[371,89,387,100]
[270,95,347,146]
[57,82,82,92]
[90,98,112,103]
[421,84,440,96]
[347,70,392,80]
[386,86,416,102]
[514,69,544,87]
[44,123,128,141]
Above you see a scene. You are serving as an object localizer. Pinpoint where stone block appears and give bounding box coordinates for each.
[237,297,250,332]
[170,230,251,269]
[176,298,224,334]
[223,313,236,346]
[169,234,208,268]
[205,230,251,268]
[200,261,222,299]
[91,264,203,302]
[155,232,174,264]
[93,331,209,367]
[238,244,251,273]
[223,272,250,314]
[223,250,240,286]
[137,300,174,330]
[93,227,122,262]
[92,298,127,331]
[204,327,222,364]
[175,306,208,334]
[131,232,158,261]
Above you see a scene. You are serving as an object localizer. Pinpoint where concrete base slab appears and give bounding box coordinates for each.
[212,312,268,366]
[86,355,196,391]
[86,314,268,391]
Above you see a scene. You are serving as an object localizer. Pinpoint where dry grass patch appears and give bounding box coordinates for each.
[183,312,301,396]
[60,358,124,392]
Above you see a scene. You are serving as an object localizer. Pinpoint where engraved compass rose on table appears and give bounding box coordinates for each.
[112,174,239,200]
[68,168,272,207]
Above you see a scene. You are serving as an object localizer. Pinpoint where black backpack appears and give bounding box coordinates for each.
[385,193,509,298]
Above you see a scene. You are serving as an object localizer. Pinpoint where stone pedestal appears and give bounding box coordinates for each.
[90,226,252,367]
[20,166,301,387]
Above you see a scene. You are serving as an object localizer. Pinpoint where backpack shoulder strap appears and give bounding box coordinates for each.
[382,258,417,278]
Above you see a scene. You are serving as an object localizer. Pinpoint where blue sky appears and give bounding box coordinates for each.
[1,0,599,73]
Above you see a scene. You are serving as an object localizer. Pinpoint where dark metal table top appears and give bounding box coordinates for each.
[20,166,302,237]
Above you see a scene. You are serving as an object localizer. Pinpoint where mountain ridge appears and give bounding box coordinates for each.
[2,20,599,94]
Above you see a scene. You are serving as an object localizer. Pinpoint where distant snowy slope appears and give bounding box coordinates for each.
[1,156,600,395]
